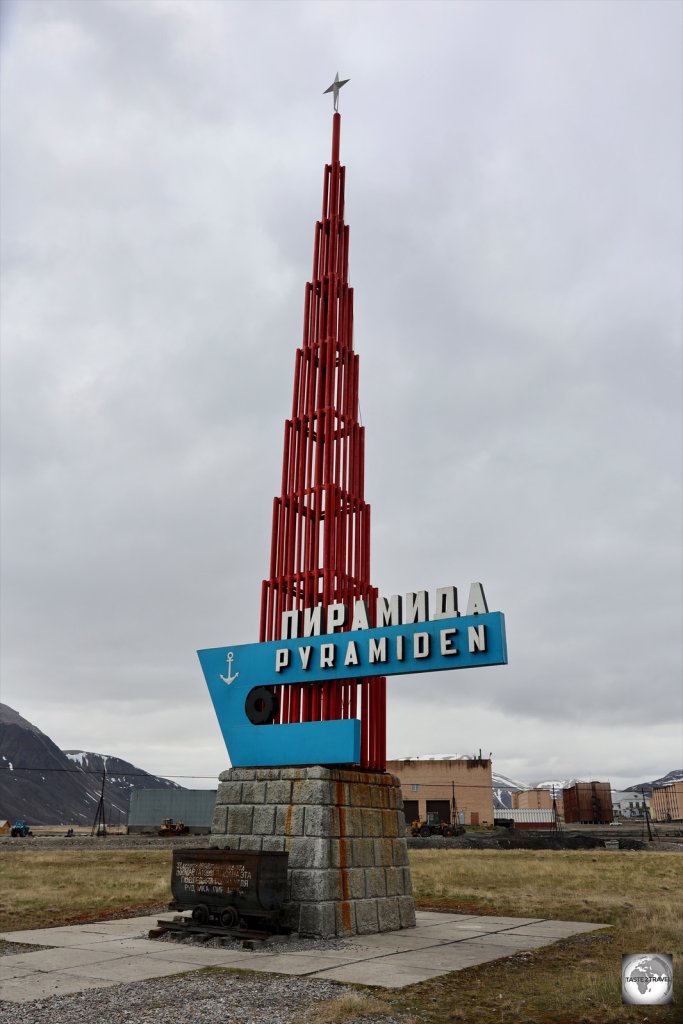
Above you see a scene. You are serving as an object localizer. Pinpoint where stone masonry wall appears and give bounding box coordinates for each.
[211,766,416,937]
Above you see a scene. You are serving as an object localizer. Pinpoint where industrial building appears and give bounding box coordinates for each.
[611,790,649,819]
[387,755,493,827]
[512,789,564,817]
[562,782,613,824]
[127,789,216,834]
[651,781,683,822]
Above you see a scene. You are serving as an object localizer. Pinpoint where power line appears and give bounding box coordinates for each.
[0,767,218,779]
[0,770,540,790]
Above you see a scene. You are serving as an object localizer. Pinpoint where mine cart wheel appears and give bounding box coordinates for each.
[419,826,430,837]
[192,904,210,925]
[220,907,239,928]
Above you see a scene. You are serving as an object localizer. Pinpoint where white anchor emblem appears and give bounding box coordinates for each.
[220,651,239,686]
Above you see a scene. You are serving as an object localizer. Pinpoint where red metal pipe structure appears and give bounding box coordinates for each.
[259,113,386,771]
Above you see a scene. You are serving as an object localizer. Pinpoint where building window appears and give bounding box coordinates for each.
[411,784,420,792]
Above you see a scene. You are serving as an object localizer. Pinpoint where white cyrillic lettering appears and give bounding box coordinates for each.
[413,632,430,658]
[369,637,388,663]
[433,586,459,620]
[468,624,487,652]
[281,610,299,640]
[378,594,402,626]
[396,634,405,661]
[440,627,458,655]
[466,582,489,616]
[303,606,323,637]
[350,599,370,631]
[405,591,429,624]
[344,640,359,666]
[320,643,335,668]
[327,602,347,633]
[275,649,290,673]
[299,646,312,669]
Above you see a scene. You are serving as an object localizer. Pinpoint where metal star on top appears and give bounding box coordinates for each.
[324,72,349,112]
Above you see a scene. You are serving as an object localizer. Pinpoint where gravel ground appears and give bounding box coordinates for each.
[0,971,401,1024]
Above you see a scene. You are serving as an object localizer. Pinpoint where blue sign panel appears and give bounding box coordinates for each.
[198,612,506,767]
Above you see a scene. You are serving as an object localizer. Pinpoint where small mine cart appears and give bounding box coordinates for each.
[169,848,289,929]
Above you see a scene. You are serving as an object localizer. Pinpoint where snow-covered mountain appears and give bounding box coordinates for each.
[492,771,527,810]
[530,778,589,793]
[0,703,183,825]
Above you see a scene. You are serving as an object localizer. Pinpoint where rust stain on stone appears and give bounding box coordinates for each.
[285,804,293,836]
[340,898,352,931]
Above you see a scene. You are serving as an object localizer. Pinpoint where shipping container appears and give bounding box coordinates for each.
[128,789,217,833]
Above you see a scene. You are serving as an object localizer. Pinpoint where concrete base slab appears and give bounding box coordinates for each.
[59,955,211,984]
[0,909,610,999]
[0,973,122,1003]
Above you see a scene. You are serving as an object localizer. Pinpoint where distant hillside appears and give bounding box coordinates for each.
[0,704,183,825]
[492,771,526,810]
[626,769,683,797]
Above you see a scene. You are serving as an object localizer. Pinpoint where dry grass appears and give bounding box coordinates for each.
[386,848,683,1024]
[306,993,400,1023]
[0,850,172,930]
[0,847,680,1023]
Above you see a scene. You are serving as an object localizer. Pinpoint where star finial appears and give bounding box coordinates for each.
[324,72,349,112]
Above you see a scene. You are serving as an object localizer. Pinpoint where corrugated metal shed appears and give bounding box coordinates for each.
[128,789,217,832]
[502,808,555,823]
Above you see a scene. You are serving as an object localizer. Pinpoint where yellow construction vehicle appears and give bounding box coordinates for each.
[158,817,189,836]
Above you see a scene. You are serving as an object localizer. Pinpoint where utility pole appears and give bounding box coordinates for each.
[551,785,562,835]
[91,769,107,837]
[642,786,654,842]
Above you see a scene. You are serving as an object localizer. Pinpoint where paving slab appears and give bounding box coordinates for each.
[342,931,458,951]
[144,945,258,967]
[464,931,557,949]
[310,960,445,987]
[235,952,344,976]
[0,911,610,999]
[1,945,134,971]
[506,920,608,938]
[0,972,122,1003]
[0,962,35,982]
[59,955,211,984]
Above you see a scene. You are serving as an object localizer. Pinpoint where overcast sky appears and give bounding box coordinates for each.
[1,0,681,791]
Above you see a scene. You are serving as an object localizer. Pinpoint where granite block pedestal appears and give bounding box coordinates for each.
[211,766,416,937]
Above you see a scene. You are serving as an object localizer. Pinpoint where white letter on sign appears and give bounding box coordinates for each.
[369,637,388,663]
[344,641,359,666]
[433,586,459,620]
[468,625,487,652]
[281,610,299,639]
[275,649,290,673]
[378,594,402,626]
[303,606,323,637]
[327,603,347,632]
[351,600,370,631]
[405,591,429,624]
[466,583,489,616]
[440,628,458,655]
[299,646,312,670]
[414,632,430,658]
[320,643,336,668]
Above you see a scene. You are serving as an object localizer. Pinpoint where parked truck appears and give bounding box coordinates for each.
[410,811,463,838]
[11,820,32,837]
